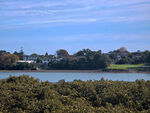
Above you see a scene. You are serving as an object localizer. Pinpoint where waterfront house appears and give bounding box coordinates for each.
[42,58,51,64]
[16,60,34,64]
[23,55,38,63]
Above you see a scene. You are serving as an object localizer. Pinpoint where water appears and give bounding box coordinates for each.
[0,72,150,82]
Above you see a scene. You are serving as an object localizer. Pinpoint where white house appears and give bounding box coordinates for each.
[17,60,34,64]
[23,55,38,62]
[42,58,51,64]
[56,57,64,61]
[116,55,121,61]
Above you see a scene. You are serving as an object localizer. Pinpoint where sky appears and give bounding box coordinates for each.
[0,0,150,55]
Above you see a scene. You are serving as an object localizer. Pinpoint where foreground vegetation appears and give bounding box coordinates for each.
[107,64,146,70]
[0,76,150,113]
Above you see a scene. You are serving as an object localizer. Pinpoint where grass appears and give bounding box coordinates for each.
[107,64,145,70]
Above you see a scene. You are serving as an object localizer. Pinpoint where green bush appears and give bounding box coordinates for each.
[0,76,150,113]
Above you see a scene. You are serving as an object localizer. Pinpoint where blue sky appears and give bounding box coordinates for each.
[0,0,150,55]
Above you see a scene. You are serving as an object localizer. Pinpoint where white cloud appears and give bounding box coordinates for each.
[1,18,96,29]
[0,0,150,27]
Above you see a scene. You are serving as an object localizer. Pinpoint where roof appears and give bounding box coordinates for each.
[17,60,34,63]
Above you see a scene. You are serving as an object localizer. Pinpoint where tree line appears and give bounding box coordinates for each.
[0,48,150,70]
[109,50,150,64]
[48,49,110,70]
[0,49,111,70]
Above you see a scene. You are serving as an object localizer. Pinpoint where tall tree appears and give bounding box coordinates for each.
[56,49,69,58]
[45,52,48,57]
[93,53,110,69]
[13,48,24,60]
[0,54,19,69]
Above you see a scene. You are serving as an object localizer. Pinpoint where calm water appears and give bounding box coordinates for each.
[0,72,150,82]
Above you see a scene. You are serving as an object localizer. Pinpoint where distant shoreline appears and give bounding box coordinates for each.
[0,70,150,74]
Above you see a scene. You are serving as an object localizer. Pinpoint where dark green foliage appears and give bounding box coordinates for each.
[109,50,150,65]
[49,49,110,70]
[0,50,10,55]
[117,56,130,64]
[0,76,150,113]
[147,52,150,65]
[45,52,48,57]
[12,62,37,70]
[37,58,42,63]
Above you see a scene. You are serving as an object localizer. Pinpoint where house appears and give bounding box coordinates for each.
[132,51,142,59]
[42,58,51,64]
[117,47,129,57]
[104,53,110,57]
[23,55,38,62]
[56,57,65,61]
[16,60,34,64]
[116,55,121,61]
[108,47,129,61]
[133,55,142,59]
[41,55,55,64]
[119,52,129,56]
